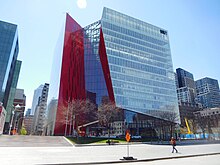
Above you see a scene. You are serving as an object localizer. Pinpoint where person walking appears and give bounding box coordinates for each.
[170,137,178,153]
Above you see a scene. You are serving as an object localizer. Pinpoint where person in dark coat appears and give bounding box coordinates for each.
[170,137,178,153]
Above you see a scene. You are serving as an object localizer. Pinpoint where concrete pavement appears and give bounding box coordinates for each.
[0,136,220,165]
[0,135,72,147]
[97,154,220,165]
[0,135,220,165]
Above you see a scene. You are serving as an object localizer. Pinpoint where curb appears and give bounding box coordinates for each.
[62,136,74,146]
[74,142,150,147]
[44,152,220,165]
[66,140,220,147]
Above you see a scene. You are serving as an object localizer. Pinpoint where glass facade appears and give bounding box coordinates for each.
[176,68,196,104]
[5,60,21,123]
[196,77,220,108]
[176,68,194,88]
[48,8,179,136]
[48,14,86,135]
[84,21,109,105]
[0,20,20,133]
[0,21,18,102]
[101,8,179,120]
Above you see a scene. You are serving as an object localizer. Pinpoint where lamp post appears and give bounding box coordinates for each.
[8,110,15,135]
[8,104,25,135]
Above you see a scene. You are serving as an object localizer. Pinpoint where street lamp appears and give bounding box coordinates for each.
[8,104,25,135]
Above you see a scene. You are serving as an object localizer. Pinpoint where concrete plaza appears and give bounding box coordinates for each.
[0,135,220,165]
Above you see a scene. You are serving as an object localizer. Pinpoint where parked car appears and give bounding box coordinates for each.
[131,135,142,139]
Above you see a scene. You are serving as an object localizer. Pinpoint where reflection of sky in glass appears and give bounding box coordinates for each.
[84,21,109,105]
[101,8,179,120]
[0,21,18,95]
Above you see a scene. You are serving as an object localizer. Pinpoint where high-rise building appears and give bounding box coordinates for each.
[47,7,179,136]
[196,77,220,108]
[176,68,196,104]
[0,20,21,133]
[45,99,57,136]
[25,108,31,117]
[174,72,179,89]
[31,85,44,115]
[32,83,49,135]
[175,68,201,128]
[176,68,195,88]
[23,109,33,135]
[23,115,33,135]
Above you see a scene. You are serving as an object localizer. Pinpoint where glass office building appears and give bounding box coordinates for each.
[0,20,21,133]
[196,77,220,108]
[102,8,178,118]
[176,68,196,104]
[4,60,22,125]
[47,7,179,136]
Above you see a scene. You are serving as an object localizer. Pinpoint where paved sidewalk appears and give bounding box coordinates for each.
[0,135,71,147]
[0,142,220,164]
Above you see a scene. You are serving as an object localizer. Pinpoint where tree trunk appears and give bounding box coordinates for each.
[107,126,110,145]
[202,130,206,139]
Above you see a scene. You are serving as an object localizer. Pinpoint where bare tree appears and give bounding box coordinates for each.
[194,112,207,139]
[212,115,220,139]
[179,118,198,139]
[159,111,179,139]
[188,118,199,138]
[180,126,188,135]
[60,99,96,136]
[97,101,121,140]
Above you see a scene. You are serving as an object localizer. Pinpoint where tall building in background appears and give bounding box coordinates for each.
[46,99,57,136]
[47,7,179,137]
[0,20,21,133]
[176,68,195,88]
[4,61,22,131]
[196,77,220,108]
[13,89,26,133]
[31,85,44,115]
[176,68,196,103]
[24,108,33,135]
[175,68,201,127]
[23,115,33,135]
[32,83,49,135]
[174,72,179,89]
[25,108,31,117]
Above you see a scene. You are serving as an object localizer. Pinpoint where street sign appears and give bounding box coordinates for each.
[120,132,136,160]
[125,132,130,142]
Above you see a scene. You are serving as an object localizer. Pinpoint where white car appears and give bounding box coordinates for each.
[131,135,142,139]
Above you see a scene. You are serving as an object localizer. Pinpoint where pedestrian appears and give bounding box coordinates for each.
[170,137,178,153]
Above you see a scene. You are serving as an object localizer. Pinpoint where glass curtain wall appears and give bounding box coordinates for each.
[101,7,179,121]
[84,21,110,105]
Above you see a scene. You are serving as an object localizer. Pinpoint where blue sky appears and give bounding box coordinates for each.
[0,0,220,109]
